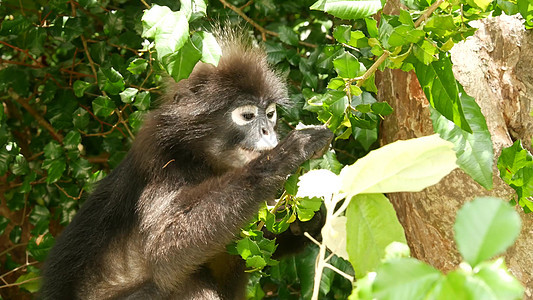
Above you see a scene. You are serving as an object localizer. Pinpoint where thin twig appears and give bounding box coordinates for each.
[14,96,64,143]
[353,0,444,89]
[80,35,106,95]
[304,232,321,247]
[414,0,445,27]
[0,244,27,258]
[356,50,390,88]
[0,40,40,65]
[140,0,150,9]
[54,183,84,200]
[0,261,38,282]
[324,263,354,282]
[218,0,317,48]
[0,277,40,289]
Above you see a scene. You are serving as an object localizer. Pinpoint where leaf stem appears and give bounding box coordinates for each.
[356,50,390,88]
[414,0,445,28]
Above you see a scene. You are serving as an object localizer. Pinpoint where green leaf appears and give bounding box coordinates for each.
[192,31,222,66]
[43,159,66,184]
[413,40,438,65]
[414,53,473,133]
[518,0,533,29]
[127,58,148,74]
[27,233,55,262]
[497,140,533,182]
[296,197,323,222]
[265,41,287,65]
[423,15,457,38]
[236,237,262,259]
[284,173,299,195]
[313,0,383,20]
[72,107,90,130]
[322,215,348,259]
[119,87,138,104]
[371,102,393,115]
[278,25,299,46]
[340,134,457,198]
[431,84,493,190]
[15,272,41,293]
[356,104,372,113]
[365,17,379,38]
[29,205,50,235]
[245,255,267,269]
[474,258,524,300]
[92,96,116,117]
[345,194,407,278]
[373,258,443,299]
[19,172,37,194]
[454,197,521,267]
[467,0,492,10]
[142,5,189,61]
[63,131,81,151]
[134,91,151,111]
[10,225,22,244]
[11,154,29,175]
[163,39,202,82]
[429,270,480,300]
[333,51,362,78]
[317,150,343,174]
[333,25,352,43]
[0,216,10,235]
[353,127,378,151]
[388,25,424,47]
[97,67,125,95]
[44,141,63,160]
[73,80,92,97]
[180,0,207,20]
[70,158,92,179]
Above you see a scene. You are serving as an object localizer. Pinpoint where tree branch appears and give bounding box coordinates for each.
[355,0,444,88]
[218,0,317,48]
[14,96,64,143]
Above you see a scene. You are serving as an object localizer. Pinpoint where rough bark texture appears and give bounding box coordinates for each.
[377,14,533,297]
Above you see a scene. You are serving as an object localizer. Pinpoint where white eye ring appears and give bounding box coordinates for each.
[232,105,258,125]
[266,103,276,120]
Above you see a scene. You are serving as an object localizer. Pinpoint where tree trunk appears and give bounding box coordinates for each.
[377,14,533,298]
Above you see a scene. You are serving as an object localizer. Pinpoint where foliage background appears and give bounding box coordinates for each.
[0,0,531,298]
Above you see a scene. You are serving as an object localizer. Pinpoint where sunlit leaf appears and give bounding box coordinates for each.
[454,197,521,267]
[340,134,457,198]
[313,0,383,20]
[142,5,189,61]
[373,258,443,299]
[414,53,472,133]
[345,194,407,278]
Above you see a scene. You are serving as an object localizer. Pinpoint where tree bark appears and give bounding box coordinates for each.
[377,14,533,298]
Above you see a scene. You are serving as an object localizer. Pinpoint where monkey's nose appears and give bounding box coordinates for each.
[262,128,269,136]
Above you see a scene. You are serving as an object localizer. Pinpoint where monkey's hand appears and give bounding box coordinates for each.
[254,125,333,177]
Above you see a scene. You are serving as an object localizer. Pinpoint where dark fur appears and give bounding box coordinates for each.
[40,35,333,300]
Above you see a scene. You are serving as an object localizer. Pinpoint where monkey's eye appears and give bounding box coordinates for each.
[242,113,255,121]
[266,103,277,120]
[232,105,259,125]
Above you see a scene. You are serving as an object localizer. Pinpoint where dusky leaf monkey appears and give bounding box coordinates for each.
[40,30,333,299]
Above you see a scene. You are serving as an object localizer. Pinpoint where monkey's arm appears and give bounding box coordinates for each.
[139,126,332,289]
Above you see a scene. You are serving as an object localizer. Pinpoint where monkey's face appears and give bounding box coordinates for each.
[206,102,278,171]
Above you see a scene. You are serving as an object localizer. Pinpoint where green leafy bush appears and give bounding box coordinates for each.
[1,0,530,298]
